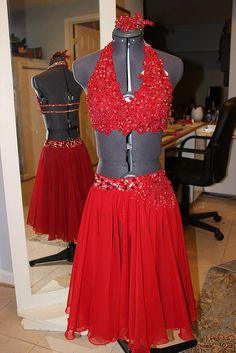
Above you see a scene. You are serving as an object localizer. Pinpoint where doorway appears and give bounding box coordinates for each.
[65,15,100,166]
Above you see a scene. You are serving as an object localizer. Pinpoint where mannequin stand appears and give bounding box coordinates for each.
[29,242,76,266]
[117,338,197,353]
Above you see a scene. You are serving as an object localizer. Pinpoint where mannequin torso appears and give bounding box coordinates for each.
[73,30,183,177]
[33,61,82,141]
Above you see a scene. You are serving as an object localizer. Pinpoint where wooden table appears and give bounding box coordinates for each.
[162,122,206,148]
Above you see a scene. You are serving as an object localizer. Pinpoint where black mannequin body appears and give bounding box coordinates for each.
[32,63,82,141]
[73,29,183,178]
[29,57,85,267]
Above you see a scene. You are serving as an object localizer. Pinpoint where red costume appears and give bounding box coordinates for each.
[65,15,196,353]
[27,138,94,242]
[27,53,94,242]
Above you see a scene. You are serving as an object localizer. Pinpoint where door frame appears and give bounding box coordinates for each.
[64,13,100,67]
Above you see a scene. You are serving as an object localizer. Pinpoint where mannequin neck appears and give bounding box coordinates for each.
[112,29,144,57]
[112,28,143,42]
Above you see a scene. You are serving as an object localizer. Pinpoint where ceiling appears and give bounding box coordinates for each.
[144,0,233,25]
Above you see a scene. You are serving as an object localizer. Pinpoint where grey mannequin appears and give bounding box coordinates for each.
[32,54,82,141]
[72,28,197,353]
[73,28,183,178]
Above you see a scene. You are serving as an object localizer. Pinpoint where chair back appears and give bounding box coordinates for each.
[205,97,236,183]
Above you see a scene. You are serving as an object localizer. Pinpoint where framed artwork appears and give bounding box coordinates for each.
[116,5,130,18]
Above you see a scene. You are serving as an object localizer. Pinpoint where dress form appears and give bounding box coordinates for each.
[112,28,196,353]
[72,28,197,352]
[32,57,82,141]
[29,54,85,267]
[66,8,198,349]
[73,29,183,179]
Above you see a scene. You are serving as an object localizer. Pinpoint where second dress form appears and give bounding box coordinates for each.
[27,52,94,266]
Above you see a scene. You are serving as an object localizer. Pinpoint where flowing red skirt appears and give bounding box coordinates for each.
[27,138,94,242]
[65,170,196,353]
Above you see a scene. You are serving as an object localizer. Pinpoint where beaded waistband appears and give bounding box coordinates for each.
[40,101,80,114]
[94,169,176,208]
[44,138,83,148]
[36,96,80,114]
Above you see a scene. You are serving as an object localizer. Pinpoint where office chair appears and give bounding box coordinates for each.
[165,97,236,241]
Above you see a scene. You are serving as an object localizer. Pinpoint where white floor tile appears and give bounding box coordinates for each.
[37,333,111,353]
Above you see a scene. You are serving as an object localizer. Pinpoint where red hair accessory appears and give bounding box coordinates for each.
[50,50,70,60]
[115,12,154,32]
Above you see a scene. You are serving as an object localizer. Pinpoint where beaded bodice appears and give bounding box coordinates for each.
[87,42,173,136]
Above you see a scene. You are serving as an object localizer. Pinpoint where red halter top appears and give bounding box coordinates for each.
[87,42,173,136]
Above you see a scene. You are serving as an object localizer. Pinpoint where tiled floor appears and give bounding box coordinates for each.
[1,193,236,353]
[27,240,71,294]
[21,179,72,294]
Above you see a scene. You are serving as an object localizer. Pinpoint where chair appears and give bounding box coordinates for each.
[165,97,236,241]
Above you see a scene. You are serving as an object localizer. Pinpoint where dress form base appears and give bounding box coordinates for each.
[118,338,197,353]
[29,242,76,266]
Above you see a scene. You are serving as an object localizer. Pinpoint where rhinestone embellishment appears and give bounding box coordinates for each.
[94,170,176,208]
[44,138,83,148]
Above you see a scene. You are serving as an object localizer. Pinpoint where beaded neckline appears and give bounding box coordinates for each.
[112,43,146,105]
[87,42,173,136]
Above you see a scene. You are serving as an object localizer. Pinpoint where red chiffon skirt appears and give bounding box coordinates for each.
[65,169,196,353]
[27,138,94,242]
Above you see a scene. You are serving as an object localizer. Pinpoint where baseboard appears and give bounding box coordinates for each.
[0,270,14,285]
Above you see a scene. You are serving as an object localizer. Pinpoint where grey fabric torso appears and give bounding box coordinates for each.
[73,32,183,178]
[32,66,82,141]
[95,130,162,178]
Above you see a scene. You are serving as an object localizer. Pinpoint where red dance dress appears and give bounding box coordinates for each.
[65,43,196,353]
[27,137,94,242]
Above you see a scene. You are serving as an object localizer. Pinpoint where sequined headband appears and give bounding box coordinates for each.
[115,12,154,32]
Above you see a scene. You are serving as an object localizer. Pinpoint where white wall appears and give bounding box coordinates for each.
[26,0,99,60]
[167,22,223,52]
[0,155,13,284]
[173,50,224,106]
[166,22,226,107]
[9,0,99,61]
[99,0,116,48]
[0,2,14,285]
[9,0,143,61]
[8,10,26,40]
